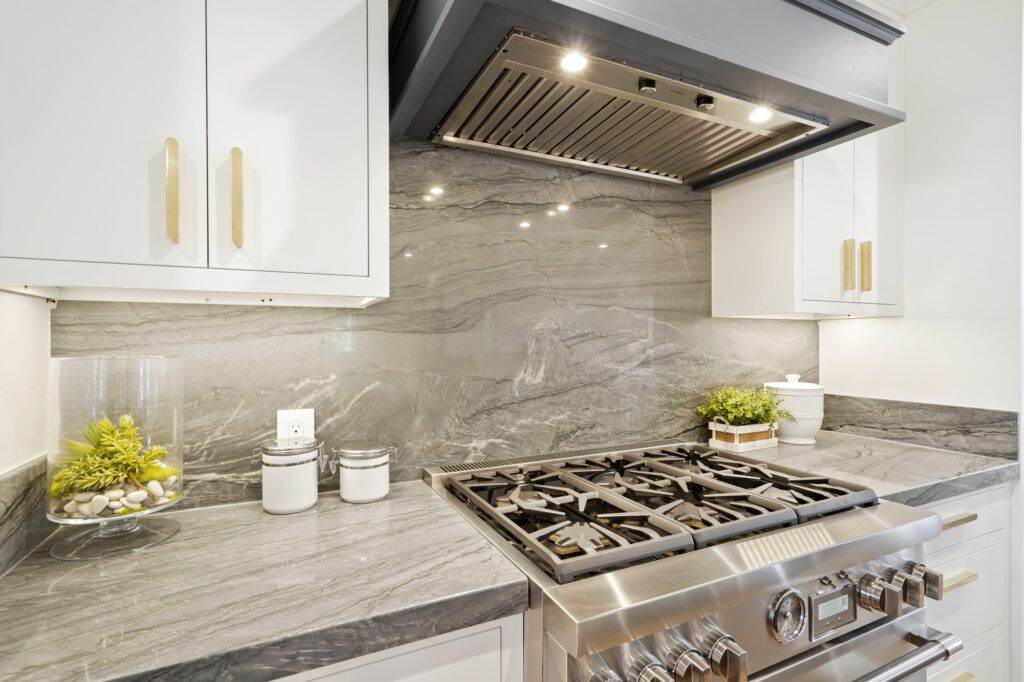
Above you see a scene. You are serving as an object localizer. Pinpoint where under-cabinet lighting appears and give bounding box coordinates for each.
[560,51,588,73]
[748,107,773,124]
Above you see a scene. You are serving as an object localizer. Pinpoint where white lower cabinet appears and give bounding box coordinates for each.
[284,615,524,682]
[921,484,1012,681]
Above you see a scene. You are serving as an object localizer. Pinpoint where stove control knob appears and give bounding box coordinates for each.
[708,636,748,682]
[886,568,925,607]
[857,573,903,617]
[905,561,945,601]
[653,629,711,682]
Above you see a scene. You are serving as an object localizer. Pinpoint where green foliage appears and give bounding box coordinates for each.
[50,415,172,498]
[696,386,793,427]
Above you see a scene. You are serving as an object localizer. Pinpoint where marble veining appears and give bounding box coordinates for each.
[0,481,527,682]
[50,140,818,510]
[0,455,49,578]
[823,394,1018,460]
[747,431,1019,506]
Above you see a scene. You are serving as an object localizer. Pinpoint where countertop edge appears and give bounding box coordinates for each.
[880,460,1020,506]
[113,576,529,682]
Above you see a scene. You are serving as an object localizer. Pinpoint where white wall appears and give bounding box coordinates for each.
[819,0,1021,412]
[0,290,50,474]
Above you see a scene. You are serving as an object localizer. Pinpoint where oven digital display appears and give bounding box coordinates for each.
[809,583,857,641]
[818,594,849,619]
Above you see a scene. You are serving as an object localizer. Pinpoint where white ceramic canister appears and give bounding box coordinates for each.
[763,374,824,445]
[259,437,325,514]
[335,446,393,503]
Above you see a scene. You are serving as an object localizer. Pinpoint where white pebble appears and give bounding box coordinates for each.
[63,501,78,514]
[146,481,164,498]
[163,475,177,488]
[105,488,125,500]
[108,500,123,510]
[77,501,92,516]
[74,492,95,503]
[123,499,142,510]
[90,494,109,514]
[126,490,148,503]
[155,497,170,506]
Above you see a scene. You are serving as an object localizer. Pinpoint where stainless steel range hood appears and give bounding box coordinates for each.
[435,32,826,186]
[390,0,906,189]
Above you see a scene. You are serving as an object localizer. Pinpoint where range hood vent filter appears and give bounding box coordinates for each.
[434,32,825,186]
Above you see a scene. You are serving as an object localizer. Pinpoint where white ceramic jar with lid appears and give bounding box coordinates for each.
[258,437,325,514]
[335,445,393,503]
[763,374,824,445]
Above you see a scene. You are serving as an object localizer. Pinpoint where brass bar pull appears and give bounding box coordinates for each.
[231,147,244,247]
[164,137,180,244]
[951,673,977,682]
[860,240,873,291]
[944,570,978,593]
[843,238,856,291]
[941,512,978,532]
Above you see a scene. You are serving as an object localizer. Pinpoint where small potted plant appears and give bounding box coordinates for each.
[696,386,793,453]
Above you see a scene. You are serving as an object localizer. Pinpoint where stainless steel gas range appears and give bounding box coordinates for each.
[424,440,962,682]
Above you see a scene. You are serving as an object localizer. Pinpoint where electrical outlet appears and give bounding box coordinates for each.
[277,409,315,440]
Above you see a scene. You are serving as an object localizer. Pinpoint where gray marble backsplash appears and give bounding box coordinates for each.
[50,140,818,510]
[823,394,1018,460]
[0,456,48,577]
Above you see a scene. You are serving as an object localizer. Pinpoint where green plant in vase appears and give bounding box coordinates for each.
[50,415,180,513]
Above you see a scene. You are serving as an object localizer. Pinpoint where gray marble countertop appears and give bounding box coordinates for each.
[0,432,1017,682]
[748,431,1019,506]
[0,480,528,682]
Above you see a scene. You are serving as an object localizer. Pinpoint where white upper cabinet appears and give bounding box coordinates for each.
[711,132,903,319]
[207,0,369,277]
[0,0,207,268]
[0,0,388,307]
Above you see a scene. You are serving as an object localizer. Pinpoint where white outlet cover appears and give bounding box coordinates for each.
[276,408,315,440]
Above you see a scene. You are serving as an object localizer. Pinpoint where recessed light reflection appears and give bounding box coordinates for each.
[429,186,444,196]
[557,204,570,212]
[598,243,608,249]
[422,194,434,202]
[403,251,413,258]
[748,107,773,124]
[560,51,588,73]
[519,221,530,228]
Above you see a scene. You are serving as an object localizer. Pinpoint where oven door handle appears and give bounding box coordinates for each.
[851,629,963,682]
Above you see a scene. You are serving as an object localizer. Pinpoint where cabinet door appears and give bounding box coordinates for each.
[853,132,900,304]
[0,0,207,267]
[801,144,855,303]
[207,0,369,276]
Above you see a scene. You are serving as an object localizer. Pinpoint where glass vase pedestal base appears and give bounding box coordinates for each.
[50,516,179,561]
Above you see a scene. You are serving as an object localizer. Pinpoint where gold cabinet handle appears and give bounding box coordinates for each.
[944,570,978,593]
[950,673,976,682]
[231,147,244,247]
[843,238,856,291]
[941,512,978,532]
[860,240,872,291]
[164,137,180,244]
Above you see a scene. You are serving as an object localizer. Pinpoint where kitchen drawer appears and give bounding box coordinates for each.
[928,629,1007,682]
[926,541,1009,644]
[923,485,1009,556]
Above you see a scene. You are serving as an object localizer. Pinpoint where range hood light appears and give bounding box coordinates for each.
[557,204,570,212]
[748,107,773,123]
[429,186,444,196]
[560,51,588,73]
[519,221,531,228]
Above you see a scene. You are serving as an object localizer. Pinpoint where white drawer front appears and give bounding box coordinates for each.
[926,541,1009,644]
[923,485,1009,556]
[928,631,1007,682]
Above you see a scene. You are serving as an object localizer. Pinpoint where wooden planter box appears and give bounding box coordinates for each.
[708,422,778,453]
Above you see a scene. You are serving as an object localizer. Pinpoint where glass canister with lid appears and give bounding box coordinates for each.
[335,445,393,503]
